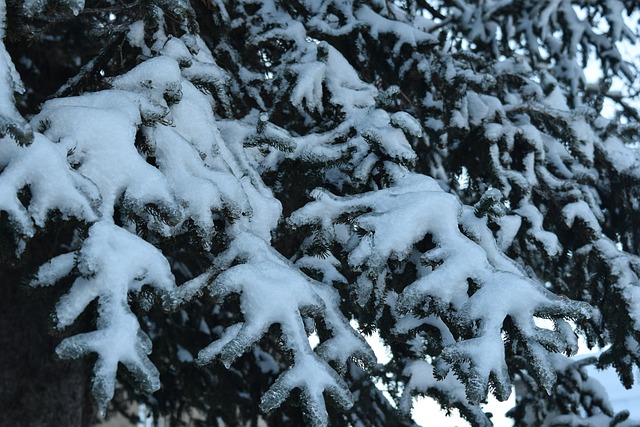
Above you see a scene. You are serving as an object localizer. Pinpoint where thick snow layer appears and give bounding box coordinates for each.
[292,163,589,407]
[544,86,570,112]
[604,136,640,171]
[32,94,178,221]
[150,80,251,242]
[196,231,373,367]
[192,231,373,427]
[0,133,98,236]
[32,222,175,415]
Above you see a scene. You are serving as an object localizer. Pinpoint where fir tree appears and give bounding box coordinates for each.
[1,0,640,426]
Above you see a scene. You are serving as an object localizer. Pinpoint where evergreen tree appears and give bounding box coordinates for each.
[1,0,640,426]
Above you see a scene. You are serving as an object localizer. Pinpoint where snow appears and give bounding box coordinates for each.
[401,360,467,413]
[0,0,21,110]
[597,366,640,421]
[496,214,522,251]
[292,162,588,409]
[466,92,490,125]
[32,222,175,415]
[127,21,151,57]
[153,124,237,241]
[562,200,602,234]
[393,314,455,347]
[363,125,416,164]
[355,5,436,52]
[544,86,570,112]
[515,203,562,257]
[0,0,31,144]
[3,2,640,425]
[290,61,326,113]
[193,231,372,427]
[604,136,639,171]
[0,133,98,236]
[160,37,193,67]
[293,170,454,273]
[176,345,193,362]
[570,117,597,165]
[33,94,178,221]
[150,80,252,242]
[473,349,640,427]
[160,79,222,160]
[322,43,377,110]
[0,0,4,41]
[112,56,183,104]
[391,111,423,137]
[295,254,347,285]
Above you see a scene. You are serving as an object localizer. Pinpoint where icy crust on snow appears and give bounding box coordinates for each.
[188,231,375,427]
[291,163,590,406]
[32,222,175,415]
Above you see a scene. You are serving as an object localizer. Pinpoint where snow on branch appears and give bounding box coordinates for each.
[0,134,98,244]
[0,0,32,145]
[291,162,591,408]
[3,1,640,425]
[186,231,375,427]
[32,222,175,415]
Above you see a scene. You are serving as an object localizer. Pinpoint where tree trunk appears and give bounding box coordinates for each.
[0,265,96,427]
